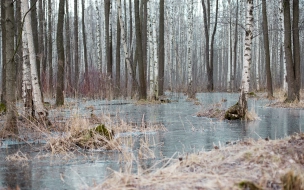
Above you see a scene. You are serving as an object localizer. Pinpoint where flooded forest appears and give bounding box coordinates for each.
[0,0,304,189]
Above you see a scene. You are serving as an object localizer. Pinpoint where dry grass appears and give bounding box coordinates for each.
[266,89,304,109]
[6,150,29,162]
[42,113,166,156]
[93,134,304,190]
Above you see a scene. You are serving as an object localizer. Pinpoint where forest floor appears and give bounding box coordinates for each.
[94,133,304,190]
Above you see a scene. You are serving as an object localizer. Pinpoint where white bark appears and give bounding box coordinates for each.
[187,0,193,87]
[152,10,158,98]
[96,0,102,73]
[21,0,46,117]
[117,0,132,82]
[21,19,32,116]
[241,0,254,94]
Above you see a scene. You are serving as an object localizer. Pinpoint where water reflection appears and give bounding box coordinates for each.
[2,93,304,188]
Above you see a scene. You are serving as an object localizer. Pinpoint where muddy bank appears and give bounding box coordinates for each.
[94,134,304,190]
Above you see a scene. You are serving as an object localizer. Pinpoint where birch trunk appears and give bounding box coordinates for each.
[96,1,102,74]
[117,0,136,89]
[238,0,254,117]
[147,1,157,99]
[225,0,254,120]
[187,0,194,98]
[21,0,47,117]
[21,14,33,117]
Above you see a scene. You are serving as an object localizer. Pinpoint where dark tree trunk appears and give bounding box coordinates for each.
[202,0,218,92]
[56,0,65,106]
[105,0,112,78]
[48,0,53,95]
[158,0,165,96]
[131,47,138,98]
[115,13,121,98]
[292,0,301,100]
[5,0,17,134]
[1,1,6,105]
[232,0,238,92]
[202,1,210,91]
[38,0,44,94]
[74,0,79,92]
[82,0,89,89]
[283,0,297,102]
[209,0,219,92]
[262,0,273,98]
[16,0,23,99]
[135,0,146,99]
[141,0,147,95]
[65,0,72,95]
[124,0,128,97]
[42,1,47,90]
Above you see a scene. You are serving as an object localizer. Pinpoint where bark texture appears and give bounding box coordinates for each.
[135,0,147,99]
[158,0,165,96]
[262,0,273,98]
[22,0,47,118]
[225,0,253,120]
[283,0,301,102]
[5,0,17,134]
[56,0,65,106]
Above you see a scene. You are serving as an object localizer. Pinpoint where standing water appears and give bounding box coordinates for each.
[0,93,303,189]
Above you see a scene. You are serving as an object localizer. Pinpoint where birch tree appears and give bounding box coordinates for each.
[225,0,254,120]
[96,0,102,74]
[187,0,194,98]
[21,8,33,117]
[21,0,47,118]
[148,1,158,100]
[117,0,137,94]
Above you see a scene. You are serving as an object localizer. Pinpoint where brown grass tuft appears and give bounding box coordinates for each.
[6,150,29,162]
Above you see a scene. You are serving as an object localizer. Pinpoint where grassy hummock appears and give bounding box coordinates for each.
[93,134,304,190]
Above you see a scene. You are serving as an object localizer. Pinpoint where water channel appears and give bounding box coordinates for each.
[0,93,303,189]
